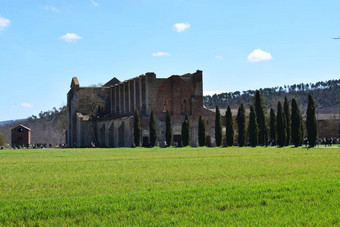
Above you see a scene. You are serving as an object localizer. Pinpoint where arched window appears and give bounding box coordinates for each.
[163,99,168,112]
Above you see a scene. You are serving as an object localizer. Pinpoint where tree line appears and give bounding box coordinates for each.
[217,92,318,147]
[133,92,323,148]
[204,79,340,111]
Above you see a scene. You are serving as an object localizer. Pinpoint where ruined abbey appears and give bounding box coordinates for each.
[67,70,216,147]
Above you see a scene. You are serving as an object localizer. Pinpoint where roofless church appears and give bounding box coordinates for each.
[66,70,216,147]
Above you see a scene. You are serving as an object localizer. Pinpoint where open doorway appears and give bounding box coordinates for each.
[173,135,182,147]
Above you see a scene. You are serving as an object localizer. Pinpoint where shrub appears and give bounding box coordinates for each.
[225,106,234,146]
[215,106,222,146]
[134,110,141,146]
[149,110,157,147]
[198,115,206,147]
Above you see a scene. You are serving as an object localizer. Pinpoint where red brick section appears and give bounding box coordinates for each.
[155,76,194,115]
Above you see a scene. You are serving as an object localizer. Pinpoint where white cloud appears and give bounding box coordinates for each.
[215,56,223,59]
[247,49,272,63]
[21,103,32,108]
[173,23,190,32]
[0,15,10,30]
[152,52,171,57]
[90,0,99,7]
[203,90,225,96]
[59,33,83,42]
[44,5,60,13]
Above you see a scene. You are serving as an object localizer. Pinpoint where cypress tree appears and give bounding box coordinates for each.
[215,106,222,146]
[269,108,276,146]
[225,105,234,146]
[248,105,258,147]
[198,115,206,147]
[149,109,156,147]
[284,97,291,146]
[254,91,267,146]
[181,114,190,146]
[134,109,141,147]
[237,104,246,147]
[276,101,286,147]
[291,98,302,147]
[299,114,304,146]
[306,94,317,147]
[165,110,172,147]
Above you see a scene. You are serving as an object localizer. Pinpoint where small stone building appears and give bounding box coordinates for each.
[67,70,216,147]
[11,124,31,147]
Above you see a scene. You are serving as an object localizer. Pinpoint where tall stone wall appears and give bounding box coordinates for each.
[67,70,216,148]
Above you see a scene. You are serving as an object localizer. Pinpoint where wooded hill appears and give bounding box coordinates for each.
[0,107,66,146]
[203,79,340,113]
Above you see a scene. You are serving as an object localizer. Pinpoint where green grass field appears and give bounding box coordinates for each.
[0,147,339,226]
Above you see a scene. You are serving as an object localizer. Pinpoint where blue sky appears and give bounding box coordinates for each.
[0,0,339,121]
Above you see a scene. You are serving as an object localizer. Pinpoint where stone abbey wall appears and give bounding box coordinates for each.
[67,70,216,148]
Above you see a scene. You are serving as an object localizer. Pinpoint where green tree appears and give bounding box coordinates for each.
[165,110,172,146]
[0,133,7,146]
[134,110,141,146]
[306,94,317,147]
[237,104,246,147]
[291,98,302,147]
[225,105,234,146]
[276,101,286,147]
[75,88,106,146]
[198,115,206,146]
[254,91,267,146]
[299,114,304,146]
[284,97,291,146]
[248,105,258,147]
[215,106,222,146]
[149,109,157,147]
[181,114,190,146]
[269,108,276,145]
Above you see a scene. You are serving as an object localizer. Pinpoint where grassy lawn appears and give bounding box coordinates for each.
[0,147,339,225]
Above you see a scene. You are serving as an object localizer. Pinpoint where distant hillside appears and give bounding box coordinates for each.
[203,79,340,113]
[0,107,66,146]
[0,120,14,126]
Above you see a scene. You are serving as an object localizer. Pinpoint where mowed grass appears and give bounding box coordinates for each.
[0,147,339,226]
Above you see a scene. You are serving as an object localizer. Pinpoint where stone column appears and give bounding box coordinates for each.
[112,87,116,115]
[120,84,125,115]
[128,81,131,114]
[139,77,142,112]
[129,80,134,114]
[117,85,120,116]
[110,88,113,114]
[125,82,129,114]
[145,76,148,114]
[133,79,137,112]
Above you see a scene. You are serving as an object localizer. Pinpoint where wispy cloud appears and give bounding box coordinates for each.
[152,52,171,57]
[203,90,225,96]
[90,0,99,7]
[173,23,190,32]
[44,5,60,13]
[59,33,83,42]
[215,56,223,60]
[247,49,272,63]
[21,103,32,108]
[0,15,10,31]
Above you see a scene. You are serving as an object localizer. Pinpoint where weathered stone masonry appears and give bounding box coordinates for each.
[67,70,216,147]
